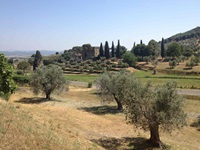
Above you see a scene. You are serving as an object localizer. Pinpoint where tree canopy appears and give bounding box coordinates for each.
[95,71,132,110]
[17,61,30,73]
[166,42,182,58]
[30,65,68,100]
[0,54,16,100]
[122,52,137,67]
[124,80,186,147]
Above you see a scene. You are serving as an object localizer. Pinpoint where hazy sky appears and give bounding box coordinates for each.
[0,0,199,51]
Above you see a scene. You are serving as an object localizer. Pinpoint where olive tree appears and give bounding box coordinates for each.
[30,65,68,100]
[124,80,186,148]
[95,71,131,110]
[0,54,16,100]
[17,61,30,73]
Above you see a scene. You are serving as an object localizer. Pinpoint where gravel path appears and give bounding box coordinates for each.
[177,89,200,96]
[70,81,200,96]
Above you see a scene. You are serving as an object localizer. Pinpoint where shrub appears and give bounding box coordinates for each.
[16,70,24,75]
[86,60,92,64]
[96,60,101,64]
[100,57,106,62]
[169,60,177,69]
[89,67,94,73]
[106,60,111,65]
[112,63,117,68]
[111,57,116,62]
[87,82,93,88]
[13,75,30,84]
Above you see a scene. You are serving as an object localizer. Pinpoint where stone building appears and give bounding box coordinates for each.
[82,46,100,60]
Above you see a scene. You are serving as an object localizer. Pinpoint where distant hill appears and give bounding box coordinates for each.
[164,26,200,50]
[0,50,58,57]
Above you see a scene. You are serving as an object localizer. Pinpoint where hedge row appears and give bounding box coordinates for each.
[13,75,30,84]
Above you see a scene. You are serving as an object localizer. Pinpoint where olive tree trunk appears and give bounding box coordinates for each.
[113,94,123,110]
[149,124,162,147]
[46,92,51,100]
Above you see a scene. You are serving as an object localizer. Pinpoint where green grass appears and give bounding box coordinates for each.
[65,74,99,83]
[64,70,200,89]
[134,70,200,89]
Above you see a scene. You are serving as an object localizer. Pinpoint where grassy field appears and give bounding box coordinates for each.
[133,70,200,89]
[65,74,99,83]
[64,69,200,89]
[0,86,199,150]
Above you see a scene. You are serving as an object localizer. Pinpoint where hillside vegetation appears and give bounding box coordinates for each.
[164,27,200,51]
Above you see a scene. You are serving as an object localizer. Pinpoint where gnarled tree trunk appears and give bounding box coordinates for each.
[113,94,123,110]
[46,92,51,100]
[149,124,162,148]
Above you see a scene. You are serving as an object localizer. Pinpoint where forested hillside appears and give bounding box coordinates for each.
[164,27,200,51]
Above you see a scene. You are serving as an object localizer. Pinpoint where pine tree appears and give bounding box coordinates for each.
[105,41,110,59]
[116,40,121,58]
[161,38,165,59]
[99,43,104,57]
[111,41,115,57]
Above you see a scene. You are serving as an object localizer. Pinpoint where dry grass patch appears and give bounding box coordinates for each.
[0,86,200,149]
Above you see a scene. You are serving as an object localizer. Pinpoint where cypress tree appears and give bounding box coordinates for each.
[140,40,143,45]
[111,41,115,57]
[116,40,121,58]
[133,42,136,48]
[33,50,42,71]
[105,41,110,59]
[99,43,104,57]
[161,38,165,58]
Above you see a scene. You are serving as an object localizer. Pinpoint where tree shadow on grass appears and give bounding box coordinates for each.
[190,119,200,131]
[92,137,160,150]
[183,67,192,70]
[15,97,62,104]
[79,105,123,115]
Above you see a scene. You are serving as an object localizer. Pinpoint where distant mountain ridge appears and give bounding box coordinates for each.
[164,26,200,50]
[0,50,58,57]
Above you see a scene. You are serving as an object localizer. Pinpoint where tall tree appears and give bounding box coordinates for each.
[99,43,104,57]
[133,42,136,48]
[161,38,165,58]
[33,50,42,71]
[0,54,16,100]
[148,39,159,58]
[116,40,121,58]
[105,41,110,59]
[111,41,115,57]
[140,40,143,45]
[30,65,68,100]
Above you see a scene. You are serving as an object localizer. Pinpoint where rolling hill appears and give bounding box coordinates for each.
[164,26,200,50]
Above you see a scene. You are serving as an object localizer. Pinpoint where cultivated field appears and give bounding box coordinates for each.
[0,86,200,150]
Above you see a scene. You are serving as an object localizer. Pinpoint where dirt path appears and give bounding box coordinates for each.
[70,81,200,96]
[177,89,200,96]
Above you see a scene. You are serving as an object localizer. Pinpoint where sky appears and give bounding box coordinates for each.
[0,0,200,51]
